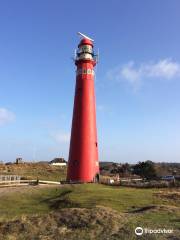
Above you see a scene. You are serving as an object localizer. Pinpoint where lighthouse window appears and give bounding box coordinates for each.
[77,69,94,75]
[81,45,92,53]
[76,87,82,93]
[73,160,78,166]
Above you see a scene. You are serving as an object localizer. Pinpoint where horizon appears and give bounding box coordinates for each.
[1,159,180,165]
[0,0,180,163]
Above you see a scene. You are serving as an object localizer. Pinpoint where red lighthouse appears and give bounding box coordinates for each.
[67,33,99,183]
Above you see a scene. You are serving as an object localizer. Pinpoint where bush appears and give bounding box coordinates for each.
[133,160,157,179]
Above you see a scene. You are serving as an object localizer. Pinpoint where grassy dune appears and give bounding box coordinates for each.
[0,163,67,181]
[0,184,179,239]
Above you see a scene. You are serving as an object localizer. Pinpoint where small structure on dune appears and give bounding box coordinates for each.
[50,158,67,167]
[16,158,23,164]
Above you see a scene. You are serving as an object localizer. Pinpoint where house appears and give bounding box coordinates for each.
[16,158,23,164]
[50,158,67,167]
[161,175,175,181]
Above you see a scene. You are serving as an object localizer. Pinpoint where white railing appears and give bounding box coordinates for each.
[0,175,61,186]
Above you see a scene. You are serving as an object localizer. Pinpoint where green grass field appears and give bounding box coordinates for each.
[0,184,179,239]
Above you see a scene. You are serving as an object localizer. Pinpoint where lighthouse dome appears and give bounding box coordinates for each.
[78,38,93,47]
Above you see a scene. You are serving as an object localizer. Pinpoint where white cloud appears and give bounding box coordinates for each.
[0,108,15,126]
[121,61,141,83]
[50,131,70,144]
[143,59,180,79]
[107,59,180,89]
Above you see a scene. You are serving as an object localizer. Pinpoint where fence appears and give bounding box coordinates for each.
[0,175,61,187]
[0,175,21,185]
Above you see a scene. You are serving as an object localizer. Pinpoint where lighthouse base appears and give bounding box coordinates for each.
[65,174,100,184]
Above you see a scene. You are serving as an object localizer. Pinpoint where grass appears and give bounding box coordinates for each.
[69,184,156,210]
[0,184,179,239]
[0,187,59,220]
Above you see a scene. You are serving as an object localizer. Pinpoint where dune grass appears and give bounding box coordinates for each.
[0,184,179,239]
[0,184,179,217]
[0,163,67,181]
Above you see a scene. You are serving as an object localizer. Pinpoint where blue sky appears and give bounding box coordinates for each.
[0,0,180,162]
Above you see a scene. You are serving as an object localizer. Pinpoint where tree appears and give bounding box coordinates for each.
[133,160,157,179]
[110,163,131,176]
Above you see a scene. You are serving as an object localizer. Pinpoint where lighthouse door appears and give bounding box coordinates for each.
[94,173,100,183]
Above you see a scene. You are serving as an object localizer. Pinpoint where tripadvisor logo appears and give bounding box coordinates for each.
[135,227,173,236]
[135,227,143,236]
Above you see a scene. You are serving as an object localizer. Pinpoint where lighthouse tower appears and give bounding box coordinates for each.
[67,33,99,183]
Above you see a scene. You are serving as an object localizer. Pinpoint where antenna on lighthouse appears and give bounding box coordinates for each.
[97,48,99,63]
[77,32,94,42]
